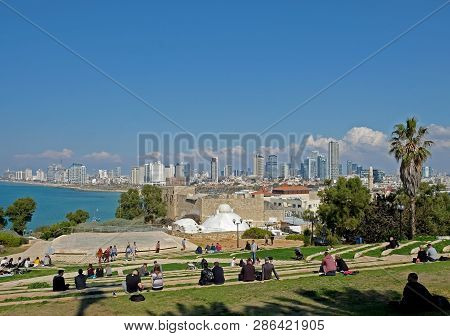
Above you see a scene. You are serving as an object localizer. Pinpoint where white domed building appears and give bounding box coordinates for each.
[172,218,201,234]
[200,204,250,233]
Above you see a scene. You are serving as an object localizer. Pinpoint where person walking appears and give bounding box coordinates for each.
[155,241,160,253]
[181,238,186,251]
[250,240,258,262]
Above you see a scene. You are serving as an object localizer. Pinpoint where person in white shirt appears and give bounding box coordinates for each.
[0,257,8,266]
[230,257,236,267]
[426,244,439,261]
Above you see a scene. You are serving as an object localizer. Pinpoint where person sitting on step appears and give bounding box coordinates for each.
[53,270,69,291]
[74,269,87,290]
[319,252,337,276]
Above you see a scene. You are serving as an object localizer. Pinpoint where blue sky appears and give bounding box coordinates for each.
[1,0,449,174]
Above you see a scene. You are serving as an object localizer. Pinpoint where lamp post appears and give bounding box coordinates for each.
[233,219,241,248]
[397,204,405,239]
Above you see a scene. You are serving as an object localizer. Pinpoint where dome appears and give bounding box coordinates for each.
[218,203,233,213]
[173,218,201,234]
[201,204,250,233]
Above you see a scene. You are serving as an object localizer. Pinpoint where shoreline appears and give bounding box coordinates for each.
[0,180,126,193]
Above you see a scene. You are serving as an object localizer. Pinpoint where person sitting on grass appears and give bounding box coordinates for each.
[230,257,236,267]
[335,255,358,275]
[198,262,214,286]
[74,269,87,290]
[151,264,164,291]
[386,237,399,250]
[139,263,149,277]
[53,270,69,291]
[87,263,95,279]
[262,257,279,281]
[33,257,41,267]
[95,266,104,278]
[125,270,145,302]
[195,246,203,254]
[0,257,7,266]
[294,247,304,260]
[212,261,225,285]
[426,244,439,262]
[396,272,450,312]
[319,252,337,276]
[413,246,428,263]
[105,263,112,277]
[210,243,216,253]
[216,242,222,252]
[205,244,211,254]
[245,241,251,251]
[240,258,256,282]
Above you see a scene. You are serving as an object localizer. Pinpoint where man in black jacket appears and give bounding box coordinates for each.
[53,270,69,291]
[262,258,279,281]
[212,262,225,285]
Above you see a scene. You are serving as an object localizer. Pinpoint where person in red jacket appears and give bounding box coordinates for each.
[319,252,337,276]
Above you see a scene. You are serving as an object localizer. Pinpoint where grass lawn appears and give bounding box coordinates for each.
[434,240,450,253]
[361,247,385,258]
[391,242,423,256]
[0,268,56,283]
[0,262,448,316]
[339,245,376,259]
[180,246,330,262]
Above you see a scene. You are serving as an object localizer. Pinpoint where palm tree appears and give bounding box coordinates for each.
[389,117,433,238]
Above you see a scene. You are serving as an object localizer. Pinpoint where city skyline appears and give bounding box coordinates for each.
[1,1,449,173]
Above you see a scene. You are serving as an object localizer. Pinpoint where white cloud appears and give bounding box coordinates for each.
[83,151,121,163]
[15,148,73,160]
[428,124,450,149]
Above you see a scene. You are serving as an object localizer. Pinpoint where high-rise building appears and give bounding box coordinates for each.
[368,166,374,191]
[317,154,327,180]
[328,141,340,180]
[15,170,24,180]
[68,163,87,184]
[210,157,219,182]
[151,161,165,184]
[224,164,233,177]
[164,164,175,179]
[373,169,385,183]
[351,163,358,174]
[280,163,290,179]
[115,167,122,178]
[266,155,278,179]
[356,165,363,177]
[422,166,430,178]
[175,163,185,178]
[303,157,317,180]
[253,154,264,179]
[35,169,46,182]
[24,168,33,181]
[346,161,353,176]
[131,167,140,185]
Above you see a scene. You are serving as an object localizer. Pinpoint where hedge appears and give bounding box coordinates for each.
[241,227,271,239]
[0,231,27,247]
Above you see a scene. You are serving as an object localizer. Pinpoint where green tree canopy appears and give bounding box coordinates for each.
[66,209,90,224]
[5,197,36,235]
[141,185,167,223]
[0,207,7,229]
[115,189,142,220]
[317,177,371,240]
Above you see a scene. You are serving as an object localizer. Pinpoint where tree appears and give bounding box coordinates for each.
[390,117,433,238]
[302,209,318,245]
[0,207,7,229]
[317,177,371,240]
[5,198,36,235]
[66,209,90,224]
[115,189,142,220]
[141,185,167,223]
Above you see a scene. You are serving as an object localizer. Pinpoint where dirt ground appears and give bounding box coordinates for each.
[171,232,302,250]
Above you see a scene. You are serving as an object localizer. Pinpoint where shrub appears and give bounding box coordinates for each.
[35,221,76,240]
[286,234,304,241]
[0,231,25,247]
[27,282,51,289]
[241,227,271,239]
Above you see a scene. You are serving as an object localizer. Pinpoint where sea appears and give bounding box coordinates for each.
[0,181,120,230]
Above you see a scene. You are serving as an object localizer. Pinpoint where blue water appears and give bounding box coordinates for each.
[0,182,120,230]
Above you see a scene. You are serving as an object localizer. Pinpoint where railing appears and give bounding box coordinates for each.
[71,225,168,233]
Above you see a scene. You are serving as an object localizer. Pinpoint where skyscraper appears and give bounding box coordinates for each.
[279,163,290,179]
[68,163,87,184]
[210,157,219,182]
[317,154,327,180]
[131,167,140,185]
[266,155,278,179]
[328,141,340,180]
[175,163,185,178]
[253,154,264,179]
[346,160,353,176]
[224,164,233,177]
[303,157,317,180]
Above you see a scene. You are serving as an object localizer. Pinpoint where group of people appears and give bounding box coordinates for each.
[319,252,356,276]
[414,243,446,263]
[124,261,164,301]
[0,255,52,276]
[96,245,119,264]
